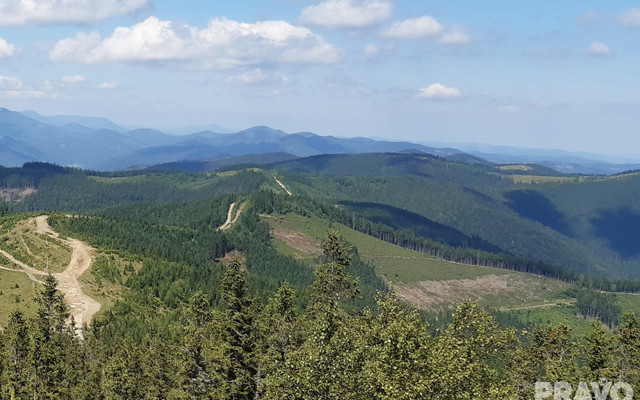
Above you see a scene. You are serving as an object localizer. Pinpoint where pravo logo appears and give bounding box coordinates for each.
[535,381,633,400]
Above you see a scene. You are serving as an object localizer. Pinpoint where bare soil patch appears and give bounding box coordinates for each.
[0,187,36,202]
[394,274,559,311]
[267,217,323,257]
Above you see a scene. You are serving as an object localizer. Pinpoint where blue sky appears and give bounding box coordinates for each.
[0,0,639,158]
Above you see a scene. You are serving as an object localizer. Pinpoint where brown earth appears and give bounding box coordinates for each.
[0,215,101,330]
[0,187,36,202]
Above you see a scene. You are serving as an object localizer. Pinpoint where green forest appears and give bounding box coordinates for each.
[1,234,639,399]
[2,157,640,398]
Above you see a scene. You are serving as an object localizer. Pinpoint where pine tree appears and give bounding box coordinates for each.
[584,320,615,381]
[256,282,298,397]
[360,292,432,399]
[1,310,32,400]
[30,274,79,399]
[263,232,366,400]
[214,256,258,400]
[429,301,516,399]
[615,312,640,392]
[173,291,215,398]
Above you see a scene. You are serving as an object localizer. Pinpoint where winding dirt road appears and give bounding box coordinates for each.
[218,202,247,231]
[1,216,101,329]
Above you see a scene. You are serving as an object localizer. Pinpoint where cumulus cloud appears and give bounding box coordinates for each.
[381,16,470,44]
[0,75,46,98]
[97,81,120,89]
[0,37,15,58]
[50,16,342,69]
[381,16,442,39]
[417,83,462,100]
[440,28,470,44]
[0,75,22,89]
[62,75,86,84]
[620,8,640,27]
[588,41,612,56]
[0,0,151,26]
[300,0,392,28]
[5,90,46,98]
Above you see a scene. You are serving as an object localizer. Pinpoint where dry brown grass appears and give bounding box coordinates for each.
[393,273,567,312]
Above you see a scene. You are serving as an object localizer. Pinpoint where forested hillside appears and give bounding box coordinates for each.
[1,158,640,398]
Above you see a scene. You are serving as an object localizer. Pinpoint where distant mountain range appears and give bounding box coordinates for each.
[1,107,639,174]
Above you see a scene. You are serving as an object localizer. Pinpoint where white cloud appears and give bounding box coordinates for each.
[620,8,640,27]
[364,43,379,57]
[50,17,342,69]
[0,75,47,98]
[0,37,15,58]
[381,16,442,39]
[62,75,86,84]
[0,75,22,90]
[417,83,462,100]
[300,0,392,28]
[5,90,46,98]
[381,16,470,44]
[97,81,120,89]
[0,0,151,26]
[440,29,470,44]
[588,41,612,56]
[226,69,288,86]
[498,105,518,113]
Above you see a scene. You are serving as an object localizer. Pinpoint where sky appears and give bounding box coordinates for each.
[0,0,639,159]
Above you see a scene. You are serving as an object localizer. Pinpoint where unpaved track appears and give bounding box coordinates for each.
[0,249,46,283]
[4,216,101,329]
[218,202,247,231]
[52,236,101,329]
[274,176,292,196]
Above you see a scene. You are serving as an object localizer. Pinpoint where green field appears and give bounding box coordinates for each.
[0,269,40,326]
[264,213,508,282]
[263,213,571,313]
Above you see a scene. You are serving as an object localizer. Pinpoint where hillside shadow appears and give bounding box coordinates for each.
[591,208,640,259]
[339,201,503,253]
[504,190,571,235]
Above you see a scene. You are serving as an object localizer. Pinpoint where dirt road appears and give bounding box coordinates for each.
[274,176,292,196]
[52,236,101,329]
[218,202,247,231]
[0,248,47,283]
[2,216,101,330]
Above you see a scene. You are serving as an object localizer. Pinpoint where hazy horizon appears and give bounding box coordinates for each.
[1,1,639,158]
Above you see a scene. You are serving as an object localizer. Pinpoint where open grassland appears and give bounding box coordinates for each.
[500,174,578,184]
[498,164,534,172]
[263,213,570,312]
[78,252,140,317]
[263,213,507,282]
[88,175,148,184]
[0,218,71,273]
[616,293,640,316]
[509,304,594,338]
[0,269,40,326]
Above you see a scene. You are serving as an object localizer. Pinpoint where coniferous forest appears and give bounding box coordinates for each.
[1,162,640,399]
[2,234,640,399]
